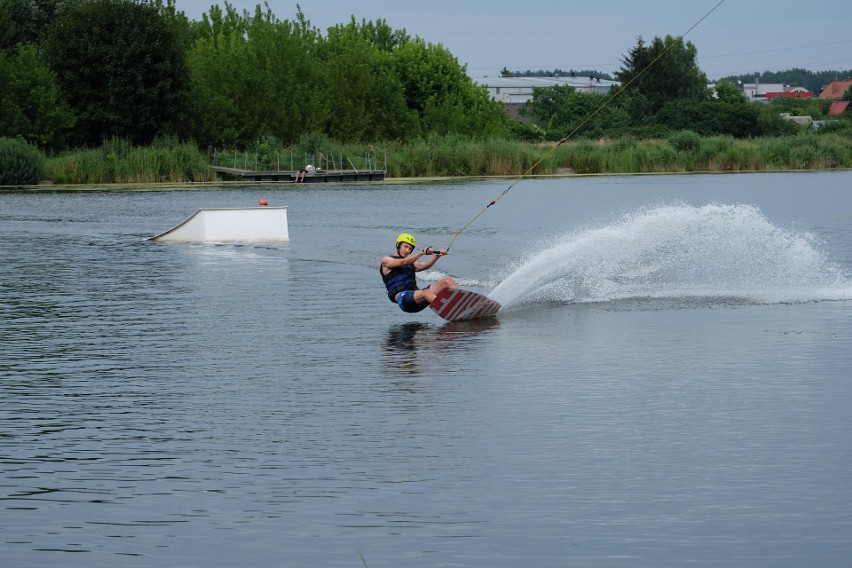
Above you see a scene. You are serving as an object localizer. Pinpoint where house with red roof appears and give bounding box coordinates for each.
[818,79,852,100]
[766,89,812,100]
[741,83,812,103]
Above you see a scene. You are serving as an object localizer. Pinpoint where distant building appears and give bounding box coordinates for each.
[738,81,814,103]
[740,82,784,102]
[766,88,812,100]
[472,75,620,121]
[779,112,813,126]
[739,82,783,103]
[472,76,618,103]
[818,79,852,100]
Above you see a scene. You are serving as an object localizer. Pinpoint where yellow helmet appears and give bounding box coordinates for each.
[396,233,416,248]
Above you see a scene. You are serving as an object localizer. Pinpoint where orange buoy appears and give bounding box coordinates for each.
[258,199,268,206]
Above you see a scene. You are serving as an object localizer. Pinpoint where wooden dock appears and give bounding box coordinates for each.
[211,166,385,183]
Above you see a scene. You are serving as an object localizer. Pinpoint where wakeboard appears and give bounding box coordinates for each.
[430,288,501,322]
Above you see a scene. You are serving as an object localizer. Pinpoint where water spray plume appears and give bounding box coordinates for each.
[489,204,852,308]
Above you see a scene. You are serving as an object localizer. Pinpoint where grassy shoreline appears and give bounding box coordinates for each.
[36,131,852,185]
[21,169,850,193]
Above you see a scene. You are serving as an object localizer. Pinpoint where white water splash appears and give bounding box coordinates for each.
[421,270,483,289]
[490,203,852,309]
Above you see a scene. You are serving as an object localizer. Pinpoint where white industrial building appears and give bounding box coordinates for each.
[471,75,620,104]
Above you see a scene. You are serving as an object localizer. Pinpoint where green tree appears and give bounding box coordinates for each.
[0,43,74,149]
[616,35,708,116]
[336,14,410,52]
[186,3,323,146]
[0,0,71,49]
[714,79,747,103]
[43,0,188,146]
[392,38,509,138]
[320,18,415,141]
[754,104,797,136]
[0,0,40,49]
[655,98,760,138]
[184,4,510,146]
[0,136,46,185]
[521,85,628,139]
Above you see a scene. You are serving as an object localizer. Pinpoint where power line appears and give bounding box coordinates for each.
[700,39,852,60]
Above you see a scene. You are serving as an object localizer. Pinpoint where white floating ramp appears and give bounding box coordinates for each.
[148,206,289,243]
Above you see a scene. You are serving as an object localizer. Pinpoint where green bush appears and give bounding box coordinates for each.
[561,140,604,174]
[668,130,701,153]
[0,137,46,185]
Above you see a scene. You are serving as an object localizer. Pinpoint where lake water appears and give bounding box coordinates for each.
[2,171,852,567]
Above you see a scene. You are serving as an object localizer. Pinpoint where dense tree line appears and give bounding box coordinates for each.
[0,0,510,151]
[501,67,614,80]
[1,0,848,156]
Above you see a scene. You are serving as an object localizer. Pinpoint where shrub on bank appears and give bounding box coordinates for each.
[0,137,46,185]
[668,131,701,154]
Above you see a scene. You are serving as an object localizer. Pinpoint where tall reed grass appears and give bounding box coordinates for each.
[383,131,850,177]
[553,132,851,175]
[42,131,851,185]
[47,137,219,184]
[383,135,542,177]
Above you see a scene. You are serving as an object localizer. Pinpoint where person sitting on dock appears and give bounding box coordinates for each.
[380,233,456,313]
[294,164,316,183]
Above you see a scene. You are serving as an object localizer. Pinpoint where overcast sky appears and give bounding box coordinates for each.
[175,0,852,80]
